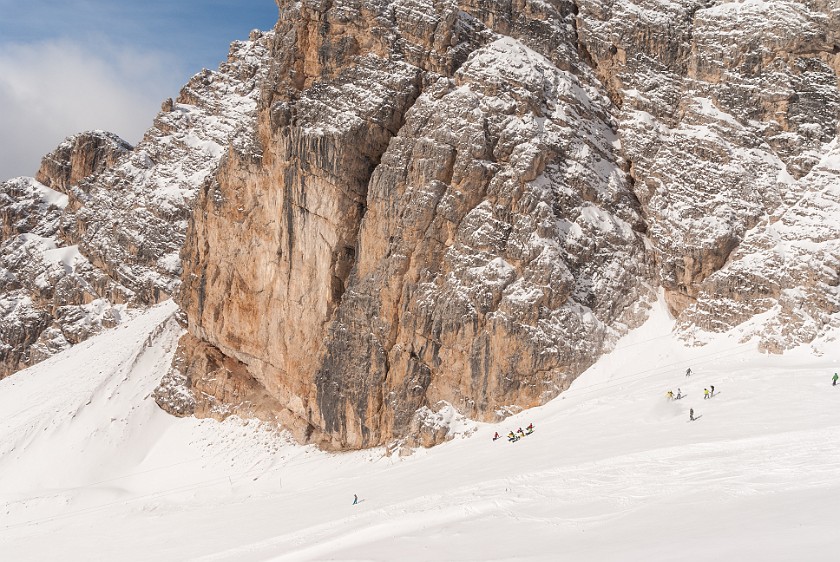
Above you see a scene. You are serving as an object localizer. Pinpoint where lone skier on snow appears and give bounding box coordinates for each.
[833,373,838,386]
[686,367,692,377]
[689,408,695,421]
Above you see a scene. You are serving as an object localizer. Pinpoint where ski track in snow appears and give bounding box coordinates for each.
[0,296,838,561]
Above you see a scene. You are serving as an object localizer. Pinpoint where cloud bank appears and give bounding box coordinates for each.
[0,40,180,181]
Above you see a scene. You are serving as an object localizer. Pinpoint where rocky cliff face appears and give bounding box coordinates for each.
[576,0,840,337]
[3,0,838,450]
[160,0,837,450]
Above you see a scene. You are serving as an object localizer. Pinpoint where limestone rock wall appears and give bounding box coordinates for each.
[575,0,840,339]
[167,0,652,449]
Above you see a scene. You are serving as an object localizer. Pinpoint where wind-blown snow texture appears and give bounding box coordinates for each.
[0,297,838,560]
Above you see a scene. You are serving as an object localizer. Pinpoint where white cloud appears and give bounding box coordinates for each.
[0,39,181,181]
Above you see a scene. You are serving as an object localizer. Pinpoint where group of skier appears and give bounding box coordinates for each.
[670,366,717,421]
[493,423,535,442]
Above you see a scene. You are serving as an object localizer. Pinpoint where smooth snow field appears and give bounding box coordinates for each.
[1,299,838,561]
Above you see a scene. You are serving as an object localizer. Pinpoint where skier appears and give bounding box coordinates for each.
[676,388,682,400]
[703,388,710,400]
[689,408,695,421]
[353,494,358,505]
[526,423,534,434]
[517,427,526,438]
[833,373,838,386]
[686,367,692,377]
[493,432,501,441]
[710,385,715,397]
[508,431,517,442]
[667,390,674,400]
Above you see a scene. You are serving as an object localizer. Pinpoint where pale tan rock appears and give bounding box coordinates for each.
[35,131,131,193]
[168,0,652,450]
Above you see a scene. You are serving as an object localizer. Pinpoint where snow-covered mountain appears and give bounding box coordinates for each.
[0,0,838,452]
[0,33,272,377]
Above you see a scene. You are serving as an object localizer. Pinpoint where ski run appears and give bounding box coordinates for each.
[1,294,838,561]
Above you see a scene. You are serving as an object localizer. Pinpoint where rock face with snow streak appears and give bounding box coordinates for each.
[165,0,652,449]
[576,0,840,342]
[0,32,274,378]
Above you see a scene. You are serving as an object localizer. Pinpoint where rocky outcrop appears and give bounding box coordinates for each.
[35,131,132,193]
[161,0,839,449]
[62,32,273,304]
[679,139,840,351]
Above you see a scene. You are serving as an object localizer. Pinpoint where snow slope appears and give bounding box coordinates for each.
[1,296,838,561]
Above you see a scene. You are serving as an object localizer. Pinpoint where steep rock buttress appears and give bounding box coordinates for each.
[159,0,652,449]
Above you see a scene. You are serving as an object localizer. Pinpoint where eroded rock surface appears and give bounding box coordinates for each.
[35,131,132,193]
[576,0,840,326]
[164,0,652,450]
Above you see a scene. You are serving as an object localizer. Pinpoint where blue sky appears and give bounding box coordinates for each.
[0,0,278,180]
